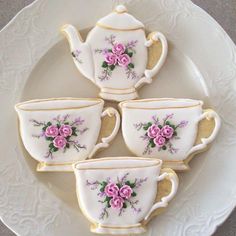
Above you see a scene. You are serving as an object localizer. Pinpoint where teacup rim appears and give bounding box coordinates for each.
[119,98,203,110]
[15,97,104,112]
[73,157,162,170]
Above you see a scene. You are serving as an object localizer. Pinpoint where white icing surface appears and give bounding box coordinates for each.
[15,98,120,171]
[73,157,178,234]
[119,98,221,165]
[61,5,168,101]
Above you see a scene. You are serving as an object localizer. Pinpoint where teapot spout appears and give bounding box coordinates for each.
[61,24,94,82]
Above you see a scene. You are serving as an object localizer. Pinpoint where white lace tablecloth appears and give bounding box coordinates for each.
[0,0,235,235]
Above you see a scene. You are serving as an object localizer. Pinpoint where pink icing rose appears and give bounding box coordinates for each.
[59,124,72,137]
[104,53,118,65]
[119,185,133,199]
[154,135,166,147]
[112,43,126,55]
[53,136,67,149]
[104,183,119,197]
[160,125,174,139]
[118,54,131,67]
[45,125,59,138]
[110,196,124,210]
[147,124,160,138]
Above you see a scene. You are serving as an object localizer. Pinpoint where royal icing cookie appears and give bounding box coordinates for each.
[61,5,168,102]
[73,157,178,235]
[15,98,120,172]
[119,98,221,171]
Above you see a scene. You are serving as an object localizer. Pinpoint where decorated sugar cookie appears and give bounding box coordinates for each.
[73,157,178,235]
[15,98,120,172]
[61,5,168,102]
[119,98,221,171]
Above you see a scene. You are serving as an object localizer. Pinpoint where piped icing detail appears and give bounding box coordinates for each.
[30,115,88,158]
[86,173,147,219]
[134,113,188,155]
[95,35,139,81]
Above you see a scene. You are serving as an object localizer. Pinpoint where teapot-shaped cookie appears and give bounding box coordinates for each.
[61,5,168,102]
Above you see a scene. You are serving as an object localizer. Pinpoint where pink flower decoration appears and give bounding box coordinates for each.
[104,53,118,65]
[147,124,161,138]
[53,136,67,149]
[118,54,131,67]
[45,125,59,138]
[112,43,126,55]
[59,124,72,137]
[110,196,124,210]
[154,135,166,147]
[160,125,174,139]
[104,183,119,197]
[119,185,133,199]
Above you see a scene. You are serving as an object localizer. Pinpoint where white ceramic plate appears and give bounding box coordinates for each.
[1,0,236,235]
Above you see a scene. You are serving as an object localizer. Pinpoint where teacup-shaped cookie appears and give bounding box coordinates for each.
[119,98,221,171]
[15,98,120,172]
[73,157,178,235]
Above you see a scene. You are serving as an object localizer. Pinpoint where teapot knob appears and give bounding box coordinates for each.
[115,5,127,13]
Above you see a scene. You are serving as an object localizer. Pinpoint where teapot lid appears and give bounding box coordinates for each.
[96,5,144,31]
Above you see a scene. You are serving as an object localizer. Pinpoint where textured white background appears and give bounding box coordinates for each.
[0,0,236,235]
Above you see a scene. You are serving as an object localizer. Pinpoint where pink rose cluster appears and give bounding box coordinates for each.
[104,182,133,210]
[104,43,132,68]
[45,124,72,149]
[147,124,174,147]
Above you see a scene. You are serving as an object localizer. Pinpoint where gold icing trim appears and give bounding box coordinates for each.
[74,157,161,170]
[99,224,142,229]
[96,23,144,31]
[102,86,135,91]
[15,97,103,111]
[119,98,202,110]
[113,9,128,14]
[101,90,137,95]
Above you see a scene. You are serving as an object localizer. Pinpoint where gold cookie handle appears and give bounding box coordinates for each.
[187,109,221,157]
[135,32,168,88]
[144,168,179,221]
[88,107,120,158]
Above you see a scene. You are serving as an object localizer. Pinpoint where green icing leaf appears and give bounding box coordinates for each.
[149,139,156,148]
[128,63,134,68]
[131,192,137,197]
[127,52,133,57]
[143,122,152,130]
[66,143,70,148]
[72,130,77,136]
[130,183,136,188]
[101,181,107,187]
[52,147,58,152]
[102,61,108,68]
[108,49,112,52]
[123,203,127,208]
[42,126,47,131]
[46,137,54,141]
[162,146,167,150]
[47,122,52,126]
[64,122,69,125]
[110,64,115,71]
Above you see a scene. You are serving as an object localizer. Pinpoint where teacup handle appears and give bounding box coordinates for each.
[187,109,221,157]
[135,32,168,88]
[88,107,120,158]
[144,168,178,221]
